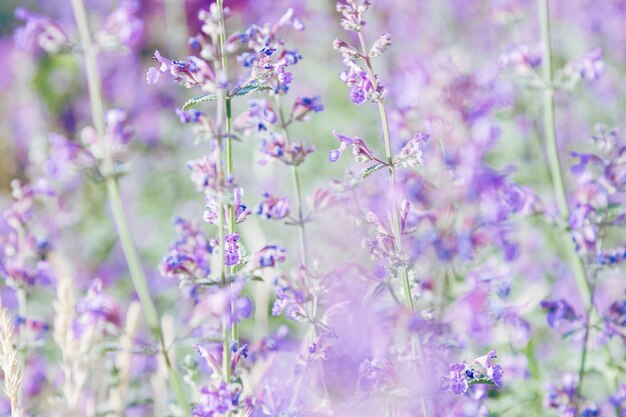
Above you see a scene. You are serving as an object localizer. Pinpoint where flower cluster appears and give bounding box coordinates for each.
[443,351,503,395]
[159,217,213,286]
[0,180,55,289]
[570,126,625,259]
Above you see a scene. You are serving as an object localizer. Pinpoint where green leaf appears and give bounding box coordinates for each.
[361,162,387,179]
[230,82,270,97]
[181,83,270,110]
[181,93,217,110]
[468,376,496,386]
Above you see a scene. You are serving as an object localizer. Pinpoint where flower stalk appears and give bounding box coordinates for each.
[274,96,309,267]
[216,0,237,377]
[538,0,592,309]
[355,29,429,415]
[69,0,187,409]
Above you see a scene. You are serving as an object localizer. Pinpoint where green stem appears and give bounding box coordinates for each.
[216,0,238,377]
[356,30,429,416]
[538,0,592,310]
[70,0,187,410]
[576,298,593,415]
[274,96,309,266]
[537,3,612,412]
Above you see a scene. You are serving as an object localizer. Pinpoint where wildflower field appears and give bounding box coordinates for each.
[0,0,625,416]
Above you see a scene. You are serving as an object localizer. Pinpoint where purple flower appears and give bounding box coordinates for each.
[396,132,429,167]
[249,245,287,269]
[328,130,375,163]
[0,180,55,289]
[540,299,578,328]
[235,100,277,132]
[256,192,289,220]
[259,132,314,166]
[272,8,305,33]
[358,358,398,393]
[80,109,134,173]
[75,279,122,335]
[176,109,207,124]
[563,48,605,82]
[369,33,392,57]
[14,8,69,53]
[187,152,220,192]
[159,217,213,283]
[97,0,144,48]
[336,0,371,32]
[447,362,469,394]
[292,96,324,121]
[498,44,542,72]
[338,60,382,104]
[224,233,241,267]
[192,382,240,417]
[233,188,252,225]
[147,51,216,89]
[443,351,503,395]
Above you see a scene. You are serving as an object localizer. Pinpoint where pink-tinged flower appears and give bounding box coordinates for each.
[15,316,49,341]
[336,0,371,32]
[159,217,213,283]
[396,132,429,168]
[80,109,134,175]
[562,48,605,82]
[192,382,241,417]
[271,274,308,321]
[272,8,305,34]
[310,187,334,211]
[338,59,383,105]
[46,133,97,179]
[248,245,287,269]
[96,0,144,49]
[259,132,314,166]
[14,8,69,53]
[75,279,122,335]
[498,44,542,72]
[187,151,220,192]
[446,362,469,394]
[235,100,277,132]
[256,192,289,220]
[0,180,55,289]
[369,33,392,57]
[328,130,375,163]
[190,281,250,326]
[292,96,324,121]
[233,188,252,225]
[358,358,399,393]
[147,50,216,89]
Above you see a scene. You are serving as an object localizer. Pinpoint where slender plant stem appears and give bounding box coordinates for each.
[576,292,594,414]
[274,96,309,267]
[216,0,238,378]
[537,2,610,412]
[275,95,331,410]
[356,30,429,416]
[538,0,593,309]
[69,0,187,410]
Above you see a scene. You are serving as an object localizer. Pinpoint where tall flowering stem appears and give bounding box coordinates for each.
[69,0,187,410]
[352,24,429,416]
[274,96,309,267]
[216,0,235,380]
[538,0,599,409]
[538,0,592,310]
[355,32,416,328]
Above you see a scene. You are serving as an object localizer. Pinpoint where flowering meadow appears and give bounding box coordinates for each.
[0,0,625,416]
